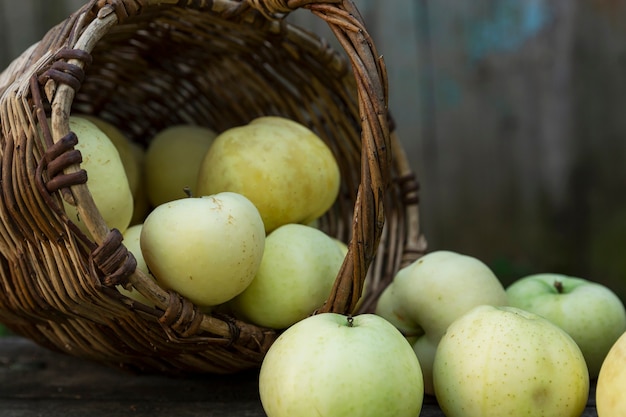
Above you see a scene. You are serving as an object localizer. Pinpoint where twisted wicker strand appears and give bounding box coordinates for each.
[90,228,138,287]
[159,291,207,339]
[247,0,341,19]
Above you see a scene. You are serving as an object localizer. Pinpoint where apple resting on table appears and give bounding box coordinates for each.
[376,250,508,395]
[506,273,626,378]
[596,331,626,417]
[140,192,265,307]
[433,305,589,417]
[196,116,340,233]
[259,313,424,417]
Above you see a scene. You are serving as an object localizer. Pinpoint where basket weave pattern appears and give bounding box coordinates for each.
[0,0,425,374]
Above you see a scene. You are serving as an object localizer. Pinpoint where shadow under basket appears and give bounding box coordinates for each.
[0,0,425,375]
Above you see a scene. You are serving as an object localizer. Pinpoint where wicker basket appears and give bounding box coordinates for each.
[0,0,425,375]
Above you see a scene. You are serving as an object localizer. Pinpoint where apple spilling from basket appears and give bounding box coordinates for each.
[63,114,346,329]
[60,115,626,417]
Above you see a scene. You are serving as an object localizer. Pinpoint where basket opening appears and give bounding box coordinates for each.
[70,5,362,242]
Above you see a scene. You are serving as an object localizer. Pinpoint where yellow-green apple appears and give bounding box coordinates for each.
[433,305,589,417]
[128,142,150,225]
[506,273,626,378]
[196,116,340,233]
[596,331,626,417]
[259,313,424,417]
[375,283,424,343]
[140,192,265,307]
[389,250,508,394]
[78,114,149,224]
[77,114,140,196]
[144,124,217,207]
[63,116,134,236]
[117,224,154,306]
[230,224,344,329]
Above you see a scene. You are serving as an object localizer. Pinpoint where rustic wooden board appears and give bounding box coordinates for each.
[0,337,599,417]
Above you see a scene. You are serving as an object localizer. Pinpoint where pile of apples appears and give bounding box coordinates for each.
[63,115,347,330]
[260,249,626,417]
[62,115,626,417]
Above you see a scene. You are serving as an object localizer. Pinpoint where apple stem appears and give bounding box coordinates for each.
[183,186,193,198]
[553,280,564,294]
[347,315,354,327]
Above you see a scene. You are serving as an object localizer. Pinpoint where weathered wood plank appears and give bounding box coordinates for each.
[409,0,578,269]
[0,337,599,417]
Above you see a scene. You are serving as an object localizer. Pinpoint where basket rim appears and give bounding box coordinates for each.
[47,0,391,312]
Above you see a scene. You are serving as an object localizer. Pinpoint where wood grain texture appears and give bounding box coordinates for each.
[0,337,598,417]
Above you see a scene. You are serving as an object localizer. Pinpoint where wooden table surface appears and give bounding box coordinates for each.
[0,336,598,417]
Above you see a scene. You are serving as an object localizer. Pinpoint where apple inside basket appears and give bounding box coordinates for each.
[0,0,422,374]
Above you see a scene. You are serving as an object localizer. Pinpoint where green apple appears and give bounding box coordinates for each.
[63,116,134,236]
[506,273,626,378]
[259,313,424,417]
[230,224,344,329]
[390,250,508,394]
[144,124,217,207]
[140,192,265,307]
[117,224,154,306]
[596,331,626,417]
[433,305,589,417]
[196,116,340,233]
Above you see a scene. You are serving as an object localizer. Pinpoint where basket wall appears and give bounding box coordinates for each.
[0,0,424,374]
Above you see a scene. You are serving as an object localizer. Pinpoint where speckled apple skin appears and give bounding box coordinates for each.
[506,273,626,377]
[433,305,589,417]
[596,331,626,417]
[259,313,424,417]
[390,250,509,395]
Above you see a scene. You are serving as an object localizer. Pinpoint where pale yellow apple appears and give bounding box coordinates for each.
[63,116,134,236]
[78,115,150,225]
[140,192,265,307]
[230,223,344,329]
[77,114,140,197]
[144,124,217,207]
[196,116,340,233]
[507,273,626,378]
[433,305,589,417]
[259,313,424,417]
[596,331,626,417]
[390,250,508,394]
[128,142,150,225]
[117,224,154,306]
[375,283,424,339]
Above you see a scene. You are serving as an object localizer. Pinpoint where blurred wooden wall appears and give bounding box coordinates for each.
[1,0,626,301]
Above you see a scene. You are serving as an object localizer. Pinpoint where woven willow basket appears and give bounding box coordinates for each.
[0,0,425,375]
